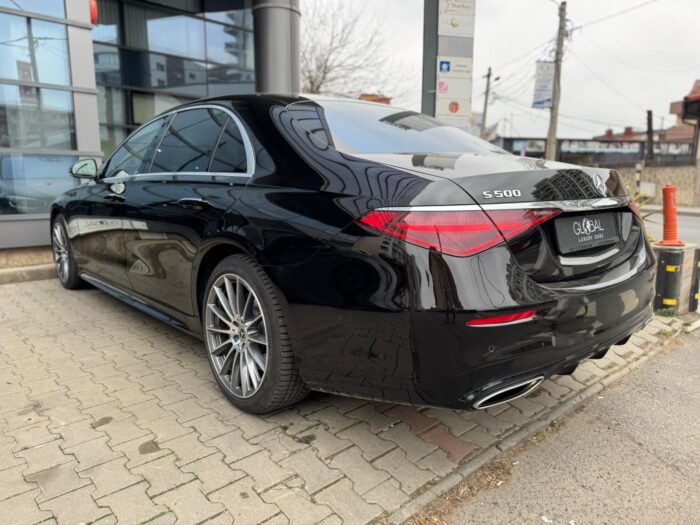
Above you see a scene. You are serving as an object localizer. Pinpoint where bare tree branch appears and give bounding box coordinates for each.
[301,0,413,101]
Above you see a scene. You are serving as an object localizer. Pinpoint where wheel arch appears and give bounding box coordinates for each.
[193,239,253,319]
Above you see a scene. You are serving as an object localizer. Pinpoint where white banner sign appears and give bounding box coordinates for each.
[532,60,555,109]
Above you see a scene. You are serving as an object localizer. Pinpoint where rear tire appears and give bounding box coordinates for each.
[51,216,85,290]
[202,254,308,414]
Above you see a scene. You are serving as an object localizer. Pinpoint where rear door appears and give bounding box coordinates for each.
[123,106,251,316]
[69,116,168,288]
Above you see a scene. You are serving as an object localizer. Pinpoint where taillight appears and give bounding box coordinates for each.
[358,208,560,257]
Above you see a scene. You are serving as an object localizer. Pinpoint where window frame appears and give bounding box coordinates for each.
[100,103,255,181]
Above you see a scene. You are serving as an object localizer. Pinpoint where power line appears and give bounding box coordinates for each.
[579,33,700,75]
[568,51,646,112]
[571,0,660,31]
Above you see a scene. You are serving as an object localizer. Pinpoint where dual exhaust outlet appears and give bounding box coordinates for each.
[472,376,545,410]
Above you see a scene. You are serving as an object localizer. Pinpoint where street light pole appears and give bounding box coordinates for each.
[545,0,567,160]
[480,67,492,138]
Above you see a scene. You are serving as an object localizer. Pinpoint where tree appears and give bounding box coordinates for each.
[301,0,407,99]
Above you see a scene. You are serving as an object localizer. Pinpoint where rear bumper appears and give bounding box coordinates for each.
[286,250,655,409]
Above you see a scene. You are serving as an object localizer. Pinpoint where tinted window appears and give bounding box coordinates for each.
[104,117,167,178]
[151,108,226,173]
[293,101,507,156]
[210,119,247,173]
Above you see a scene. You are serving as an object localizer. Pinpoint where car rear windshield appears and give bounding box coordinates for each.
[287,100,507,156]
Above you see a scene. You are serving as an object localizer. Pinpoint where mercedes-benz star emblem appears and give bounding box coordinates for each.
[593,173,606,195]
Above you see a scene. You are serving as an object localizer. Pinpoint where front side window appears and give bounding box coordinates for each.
[289,101,507,156]
[210,119,247,173]
[151,108,227,173]
[103,117,167,178]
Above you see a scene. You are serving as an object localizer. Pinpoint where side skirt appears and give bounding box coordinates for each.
[80,272,203,339]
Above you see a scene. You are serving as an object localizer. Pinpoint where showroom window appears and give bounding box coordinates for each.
[0,0,65,18]
[0,84,75,150]
[0,13,70,86]
[92,0,255,154]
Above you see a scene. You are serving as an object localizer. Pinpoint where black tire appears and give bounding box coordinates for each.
[51,216,85,290]
[202,254,308,414]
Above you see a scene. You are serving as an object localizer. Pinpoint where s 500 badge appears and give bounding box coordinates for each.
[482,189,522,199]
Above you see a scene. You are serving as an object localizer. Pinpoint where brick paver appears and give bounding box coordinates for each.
[0,279,680,524]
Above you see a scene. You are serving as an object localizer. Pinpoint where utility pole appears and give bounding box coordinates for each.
[646,109,654,161]
[545,1,567,160]
[480,67,492,139]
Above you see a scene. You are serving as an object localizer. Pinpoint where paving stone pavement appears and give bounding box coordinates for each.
[0,280,682,524]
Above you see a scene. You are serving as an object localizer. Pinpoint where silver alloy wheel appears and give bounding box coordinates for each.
[205,273,269,399]
[52,222,69,283]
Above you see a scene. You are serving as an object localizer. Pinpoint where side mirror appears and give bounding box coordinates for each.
[70,159,98,179]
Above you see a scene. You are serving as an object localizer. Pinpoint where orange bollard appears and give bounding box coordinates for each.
[657,185,685,246]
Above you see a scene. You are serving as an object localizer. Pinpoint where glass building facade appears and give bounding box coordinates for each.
[93,0,254,153]
[0,0,255,248]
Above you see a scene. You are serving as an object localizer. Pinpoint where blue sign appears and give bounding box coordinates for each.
[439,60,451,73]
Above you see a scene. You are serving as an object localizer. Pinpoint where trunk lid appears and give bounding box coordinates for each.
[356,152,642,284]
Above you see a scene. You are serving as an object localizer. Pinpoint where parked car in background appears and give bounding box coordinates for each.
[50,95,655,414]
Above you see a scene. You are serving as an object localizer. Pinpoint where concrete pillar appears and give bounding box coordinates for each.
[252,0,301,94]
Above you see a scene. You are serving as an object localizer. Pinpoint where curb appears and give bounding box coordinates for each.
[0,263,56,285]
[387,322,682,525]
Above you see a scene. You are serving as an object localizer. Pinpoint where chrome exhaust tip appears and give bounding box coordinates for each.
[472,376,545,410]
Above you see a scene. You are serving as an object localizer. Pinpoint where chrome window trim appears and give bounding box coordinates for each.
[100,103,255,181]
[377,197,630,213]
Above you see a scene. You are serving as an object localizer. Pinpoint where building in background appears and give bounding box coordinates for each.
[0,0,100,248]
[0,0,299,249]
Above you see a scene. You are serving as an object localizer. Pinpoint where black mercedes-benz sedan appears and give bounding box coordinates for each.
[51,94,655,414]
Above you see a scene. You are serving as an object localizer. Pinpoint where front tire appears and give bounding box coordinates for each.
[203,254,308,414]
[51,216,84,290]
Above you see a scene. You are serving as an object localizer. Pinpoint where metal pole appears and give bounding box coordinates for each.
[646,110,655,161]
[480,67,492,138]
[252,0,301,94]
[545,1,567,160]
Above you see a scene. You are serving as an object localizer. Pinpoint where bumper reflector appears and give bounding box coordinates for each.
[466,309,537,327]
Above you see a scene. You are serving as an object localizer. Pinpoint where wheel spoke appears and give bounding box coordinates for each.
[211,337,232,356]
[242,292,253,321]
[214,286,234,320]
[207,303,230,325]
[247,344,266,370]
[206,326,230,335]
[244,313,262,329]
[246,351,260,389]
[224,277,238,317]
[230,350,242,390]
[220,346,236,375]
[239,352,250,396]
[235,278,244,317]
[247,332,267,346]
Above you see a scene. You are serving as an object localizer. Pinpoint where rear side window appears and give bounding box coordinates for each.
[103,117,167,178]
[210,119,247,173]
[150,108,227,173]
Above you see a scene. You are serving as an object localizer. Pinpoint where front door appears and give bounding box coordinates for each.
[69,116,169,289]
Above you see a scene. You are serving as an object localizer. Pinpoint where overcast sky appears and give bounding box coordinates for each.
[357,0,700,138]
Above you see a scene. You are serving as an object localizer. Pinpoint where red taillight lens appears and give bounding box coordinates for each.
[466,309,537,327]
[358,208,560,257]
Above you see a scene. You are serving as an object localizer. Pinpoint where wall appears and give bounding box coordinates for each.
[617,162,700,207]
